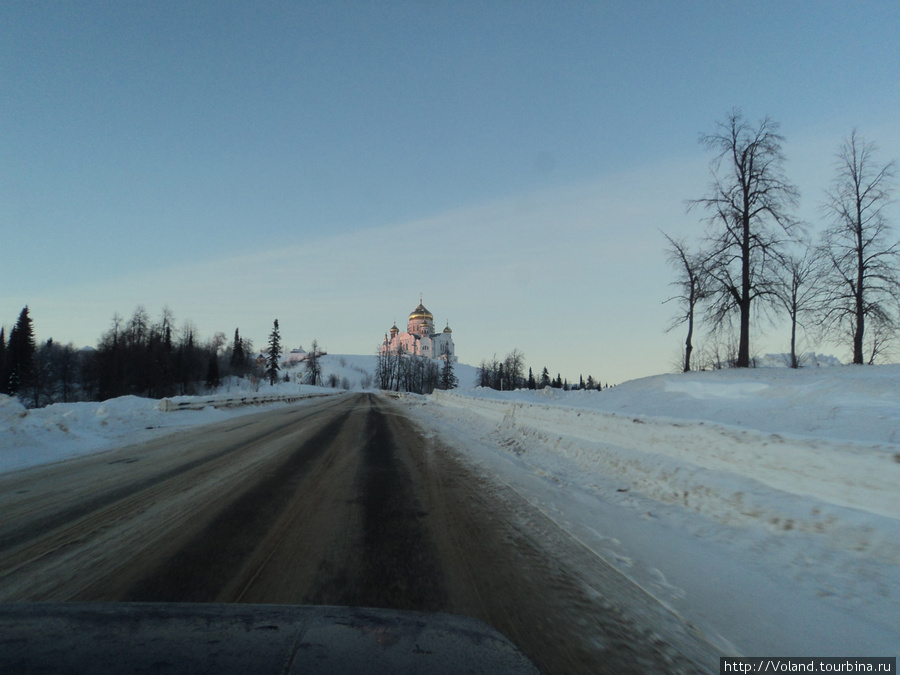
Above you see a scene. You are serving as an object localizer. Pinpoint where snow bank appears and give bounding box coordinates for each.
[0,353,477,475]
[0,383,341,475]
[453,364,900,445]
[403,365,900,656]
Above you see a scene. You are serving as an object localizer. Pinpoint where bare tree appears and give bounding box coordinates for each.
[818,130,899,364]
[774,241,822,368]
[663,233,709,372]
[689,110,800,367]
[305,339,325,386]
[503,349,526,390]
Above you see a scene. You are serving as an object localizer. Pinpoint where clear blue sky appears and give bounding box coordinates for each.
[3,1,899,384]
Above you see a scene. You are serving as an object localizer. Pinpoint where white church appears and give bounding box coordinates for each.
[381,299,456,362]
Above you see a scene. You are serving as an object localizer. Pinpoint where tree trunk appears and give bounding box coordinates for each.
[853,209,866,364]
[684,316,693,373]
[790,314,798,368]
[738,213,752,368]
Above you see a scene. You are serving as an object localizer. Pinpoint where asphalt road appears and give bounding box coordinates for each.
[0,393,718,674]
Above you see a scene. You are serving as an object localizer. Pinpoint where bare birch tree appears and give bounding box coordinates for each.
[774,242,822,368]
[663,233,709,372]
[818,130,899,364]
[689,110,800,367]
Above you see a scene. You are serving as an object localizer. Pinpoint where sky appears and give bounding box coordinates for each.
[3,1,900,384]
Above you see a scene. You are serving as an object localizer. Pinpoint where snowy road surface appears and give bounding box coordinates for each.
[0,393,717,674]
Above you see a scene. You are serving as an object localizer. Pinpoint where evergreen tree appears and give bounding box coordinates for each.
[205,352,221,389]
[0,327,7,395]
[527,367,536,390]
[230,328,245,376]
[439,348,458,390]
[539,367,551,388]
[7,307,36,398]
[266,320,281,386]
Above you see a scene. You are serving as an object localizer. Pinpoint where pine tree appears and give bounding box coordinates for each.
[539,367,551,388]
[439,348,458,390]
[527,367,536,390]
[0,327,7,395]
[205,352,221,389]
[7,307,36,397]
[266,320,281,386]
[230,328,245,376]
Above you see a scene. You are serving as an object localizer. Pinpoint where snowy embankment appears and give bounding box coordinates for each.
[0,384,343,475]
[0,353,475,476]
[0,352,373,475]
[401,365,900,657]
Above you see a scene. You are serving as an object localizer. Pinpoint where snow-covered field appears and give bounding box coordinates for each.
[398,365,900,658]
[2,356,898,657]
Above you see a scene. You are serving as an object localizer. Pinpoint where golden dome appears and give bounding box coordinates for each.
[443,323,452,333]
[409,302,433,321]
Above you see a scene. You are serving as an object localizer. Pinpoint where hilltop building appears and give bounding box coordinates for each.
[382,299,456,362]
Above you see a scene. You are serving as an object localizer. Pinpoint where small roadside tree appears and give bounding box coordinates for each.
[305,339,324,386]
[663,233,709,372]
[266,319,281,386]
[774,242,822,368]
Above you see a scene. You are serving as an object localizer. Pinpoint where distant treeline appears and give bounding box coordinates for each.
[476,349,605,392]
[1,305,260,407]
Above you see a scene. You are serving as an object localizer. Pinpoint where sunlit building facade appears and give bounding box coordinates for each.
[381,299,456,362]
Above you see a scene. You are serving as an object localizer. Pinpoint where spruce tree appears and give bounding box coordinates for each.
[230,328,245,376]
[0,327,7,395]
[439,349,458,390]
[266,320,281,386]
[206,352,221,389]
[539,367,551,388]
[7,307,35,397]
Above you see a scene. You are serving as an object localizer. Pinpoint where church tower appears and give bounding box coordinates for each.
[407,299,434,337]
[381,297,455,363]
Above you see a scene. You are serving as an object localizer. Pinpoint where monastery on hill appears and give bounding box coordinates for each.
[381,299,456,362]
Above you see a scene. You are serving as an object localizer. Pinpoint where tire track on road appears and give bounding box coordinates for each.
[121,408,354,602]
[0,397,347,553]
